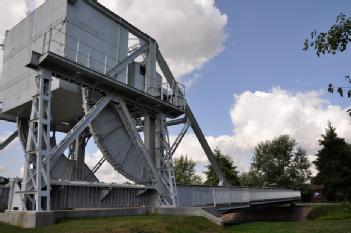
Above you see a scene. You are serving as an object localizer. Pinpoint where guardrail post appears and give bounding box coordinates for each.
[75,40,80,62]
[104,54,107,74]
[48,28,53,53]
[87,52,91,68]
[213,187,216,207]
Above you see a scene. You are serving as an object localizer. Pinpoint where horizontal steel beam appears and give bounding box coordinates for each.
[166,117,187,127]
[37,52,184,118]
[137,117,187,132]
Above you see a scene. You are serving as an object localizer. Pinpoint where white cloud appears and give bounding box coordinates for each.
[0,164,6,174]
[98,0,228,79]
[173,87,351,175]
[230,88,351,154]
[85,150,129,183]
[183,72,202,89]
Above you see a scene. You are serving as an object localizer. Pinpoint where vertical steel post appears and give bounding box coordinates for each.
[156,114,178,206]
[104,54,107,74]
[145,40,157,95]
[21,69,52,211]
[75,41,80,63]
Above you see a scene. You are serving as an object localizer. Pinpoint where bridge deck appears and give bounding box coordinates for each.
[1,182,300,212]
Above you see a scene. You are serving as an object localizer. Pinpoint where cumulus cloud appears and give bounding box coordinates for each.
[230,88,351,154]
[0,164,6,174]
[98,0,228,79]
[172,87,351,176]
[85,150,129,183]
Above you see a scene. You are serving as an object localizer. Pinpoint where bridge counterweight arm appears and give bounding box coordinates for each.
[156,48,230,186]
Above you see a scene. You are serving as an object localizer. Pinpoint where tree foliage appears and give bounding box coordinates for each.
[204,148,240,186]
[314,123,351,201]
[251,135,311,189]
[239,170,263,187]
[174,155,202,185]
[303,13,351,56]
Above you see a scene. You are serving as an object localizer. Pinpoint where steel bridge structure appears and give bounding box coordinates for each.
[0,0,299,226]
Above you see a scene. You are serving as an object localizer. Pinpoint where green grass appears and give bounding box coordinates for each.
[1,204,351,233]
[227,219,351,233]
[0,215,223,233]
[306,202,351,220]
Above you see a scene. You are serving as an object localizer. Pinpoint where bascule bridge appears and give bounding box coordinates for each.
[0,0,300,227]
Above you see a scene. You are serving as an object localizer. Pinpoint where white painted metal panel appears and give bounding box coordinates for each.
[0,0,68,113]
[66,0,128,81]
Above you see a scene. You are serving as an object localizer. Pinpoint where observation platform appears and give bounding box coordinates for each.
[35,51,185,118]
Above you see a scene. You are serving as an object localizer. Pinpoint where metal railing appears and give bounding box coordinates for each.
[40,23,186,110]
[161,82,186,110]
[177,185,301,208]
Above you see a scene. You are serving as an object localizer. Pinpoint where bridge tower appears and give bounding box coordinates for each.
[0,0,228,211]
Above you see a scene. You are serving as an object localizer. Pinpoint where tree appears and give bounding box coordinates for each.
[304,13,351,56]
[288,147,312,193]
[239,170,263,187]
[304,13,351,105]
[174,155,202,185]
[251,135,311,189]
[314,122,351,201]
[204,148,240,186]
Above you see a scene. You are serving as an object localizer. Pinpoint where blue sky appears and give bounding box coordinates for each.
[186,0,351,136]
[0,0,351,180]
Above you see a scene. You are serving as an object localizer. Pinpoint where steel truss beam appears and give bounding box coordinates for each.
[156,48,230,186]
[112,96,177,205]
[91,156,106,174]
[21,69,52,211]
[111,97,158,180]
[0,131,18,150]
[49,95,112,168]
[170,122,190,155]
[156,115,178,206]
[106,43,148,77]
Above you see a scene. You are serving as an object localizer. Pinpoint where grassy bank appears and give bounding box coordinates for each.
[0,204,350,233]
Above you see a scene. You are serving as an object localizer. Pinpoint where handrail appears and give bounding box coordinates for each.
[40,23,186,110]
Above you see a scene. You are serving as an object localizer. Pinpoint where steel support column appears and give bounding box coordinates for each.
[21,69,52,211]
[156,114,178,206]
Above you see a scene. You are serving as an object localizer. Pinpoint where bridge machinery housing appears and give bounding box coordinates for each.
[0,0,300,227]
[0,0,228,211]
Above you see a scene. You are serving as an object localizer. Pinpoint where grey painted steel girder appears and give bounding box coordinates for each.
[155,49,230,186]
[49,95,113,168]
[0,131,18,150]
[170,122,190,155]
[106,43,149,77]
